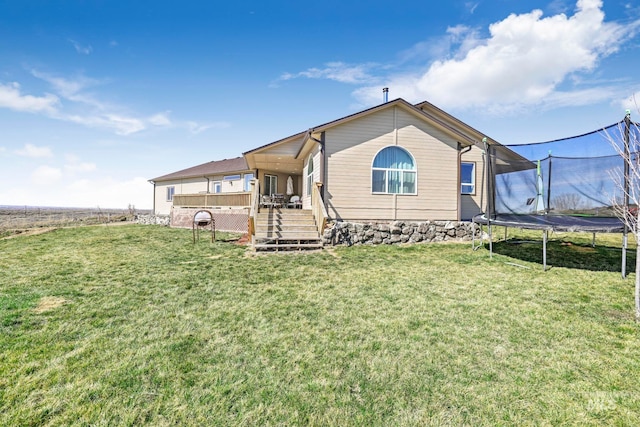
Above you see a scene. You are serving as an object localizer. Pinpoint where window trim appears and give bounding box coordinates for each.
[212,181,222,194]
[166,186,175,202]
[371,146,417,195]
[223,174,241,181]
[306,154,315,196]
[461,162,476,195]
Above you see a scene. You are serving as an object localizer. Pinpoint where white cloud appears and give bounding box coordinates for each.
[31,70,105,108]
[59,176,152,209]
[64,113,145,135]
[64,154,97,173]
[351,0,640,113]
[279,62,377,85]
[0,82,59,113]
[621,92,640,111]
[32,165,63,184]
[149,112,172,126]
[69,39,93,55]
[0,176,152,209]
[24,71,223,136]
[15,143,53,158]
[186,121,230,134]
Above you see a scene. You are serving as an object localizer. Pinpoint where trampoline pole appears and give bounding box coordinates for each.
[489,224,493,259]
[622,111,631,279]
[623,234,627,279]
[543,230,548,271]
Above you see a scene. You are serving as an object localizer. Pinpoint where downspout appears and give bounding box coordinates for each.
[204,177,210,193]
[150,180,156,215]
[458,143,473,221]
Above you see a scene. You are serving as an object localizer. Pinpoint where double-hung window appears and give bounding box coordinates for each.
[461,162,475,194]
[244,173,255,192]
[372,146,416,194]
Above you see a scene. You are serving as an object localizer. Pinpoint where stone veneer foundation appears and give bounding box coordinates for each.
[322,220,480,246]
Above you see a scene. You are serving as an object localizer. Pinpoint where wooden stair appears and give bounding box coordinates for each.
[253,208,323,251]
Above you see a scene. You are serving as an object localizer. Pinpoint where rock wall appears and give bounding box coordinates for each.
[323,220,480,246]
[136,214,171,226]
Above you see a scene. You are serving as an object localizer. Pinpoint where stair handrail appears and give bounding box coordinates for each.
[311,182,328,235]
[248,179,260,236]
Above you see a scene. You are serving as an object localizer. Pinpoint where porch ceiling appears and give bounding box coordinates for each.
[251,154,303,174]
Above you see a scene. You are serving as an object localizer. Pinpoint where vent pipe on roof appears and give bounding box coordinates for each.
[383,87,389,103]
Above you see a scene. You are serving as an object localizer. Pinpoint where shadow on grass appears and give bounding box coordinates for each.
[488,238,636,273]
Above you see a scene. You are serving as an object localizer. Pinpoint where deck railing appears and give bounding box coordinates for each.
[172,192,251,208]
[311,182,329,235]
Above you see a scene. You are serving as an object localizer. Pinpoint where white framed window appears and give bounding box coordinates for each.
[224,174,241,181]
[372,146,416,195]
[244,173,255,192]
[461,162,475,195]
[212,181,222,193]
[264,174,277,195]
[306,154,314,196]
[166,186,175,201]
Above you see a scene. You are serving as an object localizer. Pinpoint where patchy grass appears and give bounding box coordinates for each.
[1,225,640,425]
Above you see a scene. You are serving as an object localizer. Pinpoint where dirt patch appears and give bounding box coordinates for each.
[2,227,57,240]
[234,234,251,245]
[33,296,68,313]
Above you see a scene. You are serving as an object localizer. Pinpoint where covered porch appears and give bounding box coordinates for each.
[244,130,329,248]
[244,130,319,210]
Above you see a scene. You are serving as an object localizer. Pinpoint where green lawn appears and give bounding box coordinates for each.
[1,225,639,426]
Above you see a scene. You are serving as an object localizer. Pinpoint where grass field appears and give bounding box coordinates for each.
[1,225,640,425]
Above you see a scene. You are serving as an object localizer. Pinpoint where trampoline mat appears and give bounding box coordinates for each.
[473,213,625,233]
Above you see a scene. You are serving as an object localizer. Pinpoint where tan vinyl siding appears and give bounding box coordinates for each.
[325,106,460,221]
[460,145,486,220]
[154,177,208,215]
[154,175,253,215]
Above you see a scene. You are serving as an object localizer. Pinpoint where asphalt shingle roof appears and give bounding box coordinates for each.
[150,157,248,182]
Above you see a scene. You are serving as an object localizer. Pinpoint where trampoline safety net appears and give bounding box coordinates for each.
[487,119,640,220]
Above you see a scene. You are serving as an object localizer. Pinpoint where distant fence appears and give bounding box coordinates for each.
[0,206,147,230]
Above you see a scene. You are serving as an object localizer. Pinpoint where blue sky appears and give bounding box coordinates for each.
[1,0,639,209]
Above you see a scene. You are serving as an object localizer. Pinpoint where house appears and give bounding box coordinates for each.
[243,98,494,222]
[150,98,523,243]
[149,157,253,215]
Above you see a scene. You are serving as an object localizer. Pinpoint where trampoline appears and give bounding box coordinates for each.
[473,213,625,233]
[474,112,640,274]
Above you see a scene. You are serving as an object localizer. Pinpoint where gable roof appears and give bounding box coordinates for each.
[150,156,249,182]
[245,98,497,159]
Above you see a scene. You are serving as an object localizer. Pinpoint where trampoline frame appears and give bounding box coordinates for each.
[475,113,634,276]
[472,213,626,272]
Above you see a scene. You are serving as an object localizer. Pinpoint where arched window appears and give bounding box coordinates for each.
[306,154,314,196]
[372,146,416,194]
